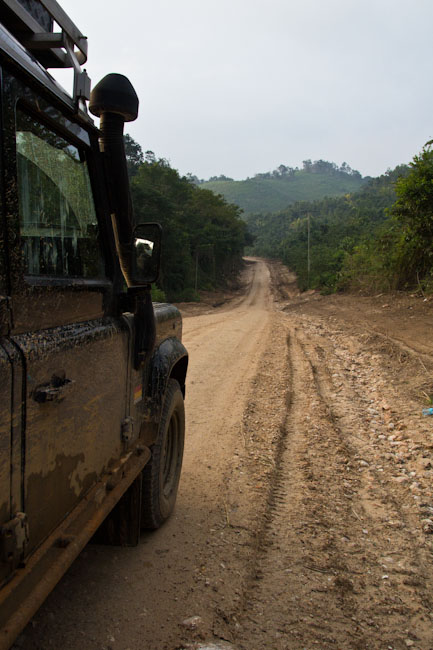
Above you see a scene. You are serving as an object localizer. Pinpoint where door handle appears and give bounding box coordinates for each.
[33,374,74,403]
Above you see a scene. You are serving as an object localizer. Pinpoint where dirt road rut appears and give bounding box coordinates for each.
[17,259,433,650]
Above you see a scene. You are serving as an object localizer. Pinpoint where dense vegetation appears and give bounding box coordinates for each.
[385,143,433,291]
[125,137,250,301]
[125,132,433,298]
[246,165,410,292]
[200,160,366,214]
[247,143,433,294]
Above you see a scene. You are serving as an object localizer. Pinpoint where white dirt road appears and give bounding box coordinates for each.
[16,258,433,650]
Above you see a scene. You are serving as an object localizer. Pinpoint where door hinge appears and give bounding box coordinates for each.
[0,513,29,567]
[121,416,134,442]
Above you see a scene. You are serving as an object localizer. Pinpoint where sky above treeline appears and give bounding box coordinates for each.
[54,0,433,180]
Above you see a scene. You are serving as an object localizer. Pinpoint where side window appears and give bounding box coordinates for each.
[15,109,104,278]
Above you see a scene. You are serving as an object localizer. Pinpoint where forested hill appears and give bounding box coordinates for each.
[199,160,366,214]
[245,164,412,293]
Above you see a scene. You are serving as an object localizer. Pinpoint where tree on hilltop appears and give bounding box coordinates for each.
[124,134,144,177]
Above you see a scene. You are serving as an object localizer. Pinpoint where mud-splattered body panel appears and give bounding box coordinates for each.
[13,318,128,553]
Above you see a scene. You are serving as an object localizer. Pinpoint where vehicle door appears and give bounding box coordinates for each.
[3,72,132,556]
[0,66,22,583]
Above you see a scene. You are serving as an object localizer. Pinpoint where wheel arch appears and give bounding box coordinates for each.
[149,337,188,404]
[169,354,188,397]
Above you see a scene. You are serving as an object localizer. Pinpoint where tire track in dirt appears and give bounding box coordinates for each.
[236,325,367,649]
[235,326,293,589]
[235,313,433,649]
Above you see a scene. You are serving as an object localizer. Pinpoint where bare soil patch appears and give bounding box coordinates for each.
[174,260,254,317]
[16,259,433,650]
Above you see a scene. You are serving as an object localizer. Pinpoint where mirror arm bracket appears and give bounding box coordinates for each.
[129,286,156,370]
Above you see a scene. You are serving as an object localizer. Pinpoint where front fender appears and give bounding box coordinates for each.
[148,337,188,418]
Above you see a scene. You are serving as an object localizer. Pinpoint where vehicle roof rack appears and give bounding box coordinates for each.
[0,0,90,102]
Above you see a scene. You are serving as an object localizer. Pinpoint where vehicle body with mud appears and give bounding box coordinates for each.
[0,1,188,646]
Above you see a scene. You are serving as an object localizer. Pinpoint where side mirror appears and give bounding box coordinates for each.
[130,223,162,285]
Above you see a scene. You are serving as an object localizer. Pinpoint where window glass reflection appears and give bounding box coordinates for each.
[16,110,104,278]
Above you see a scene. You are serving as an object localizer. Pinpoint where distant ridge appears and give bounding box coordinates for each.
[199,160,366,214]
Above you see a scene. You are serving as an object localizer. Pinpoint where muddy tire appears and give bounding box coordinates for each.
[141,379,185,529]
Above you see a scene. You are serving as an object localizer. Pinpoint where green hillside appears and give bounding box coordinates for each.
[200,162,366,214]
[245,164,410,292]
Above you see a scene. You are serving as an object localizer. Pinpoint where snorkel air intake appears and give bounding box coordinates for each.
[89,73,139,286]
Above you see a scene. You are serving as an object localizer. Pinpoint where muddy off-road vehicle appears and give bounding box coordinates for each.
[0,1,188,646]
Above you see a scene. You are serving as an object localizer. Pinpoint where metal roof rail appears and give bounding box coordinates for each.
[0,0,91,105]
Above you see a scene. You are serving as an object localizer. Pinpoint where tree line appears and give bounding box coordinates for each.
[252,159,363,181]
[124,135,251,301]
[187,159,364,185]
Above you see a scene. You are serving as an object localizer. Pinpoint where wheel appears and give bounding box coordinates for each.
[141,378,185,529]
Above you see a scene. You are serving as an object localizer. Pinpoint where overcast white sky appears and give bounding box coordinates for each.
[53,0,433,180]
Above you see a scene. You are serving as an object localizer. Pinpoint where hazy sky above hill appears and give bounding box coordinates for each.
[54,0,433,180]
